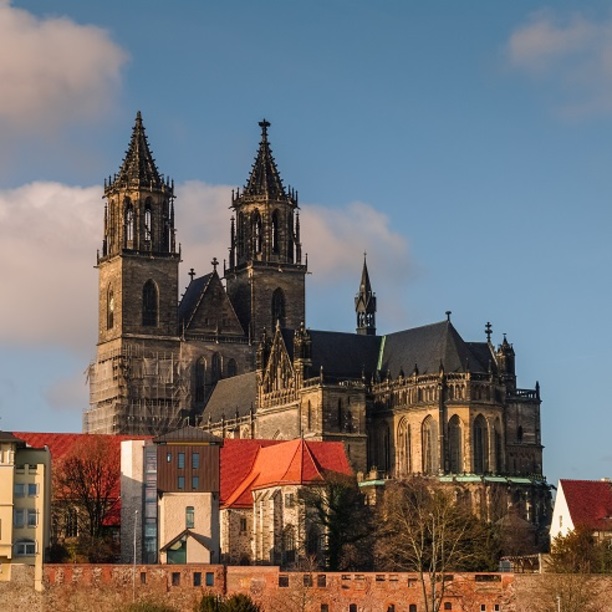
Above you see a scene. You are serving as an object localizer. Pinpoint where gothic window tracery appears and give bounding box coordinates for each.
[422,415,437,474]
[142,280,158,326]
[144,201,152,247]
[494,418,502,474]
[124,199,134,247]
[211,352,222,383]
[396,418,412,476]
[227,358,237,377]
[195,357,206,402]
[448,415,462,474]
[473,414,489,474]
[107,285,114,330]
[252,211,263,254]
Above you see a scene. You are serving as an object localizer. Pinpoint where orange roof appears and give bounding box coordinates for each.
[223,438,352,509]
[560,479,612,533]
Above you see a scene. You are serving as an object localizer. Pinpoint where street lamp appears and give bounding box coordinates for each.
[133,510,139,603]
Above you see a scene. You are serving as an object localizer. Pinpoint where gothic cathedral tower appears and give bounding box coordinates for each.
[86,112,183,434]
[225,120,307,340]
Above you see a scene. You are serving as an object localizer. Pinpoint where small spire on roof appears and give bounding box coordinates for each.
[446,310,452,322]
[485,321,492,343]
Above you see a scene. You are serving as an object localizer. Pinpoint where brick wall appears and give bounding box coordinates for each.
[1,565,611,611]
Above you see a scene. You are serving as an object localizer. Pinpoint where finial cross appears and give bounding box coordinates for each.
[485,321,492,342]
[188,268,195,282]
[211,257,219,272]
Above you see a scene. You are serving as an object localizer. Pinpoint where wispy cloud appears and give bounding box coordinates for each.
[0,1,128,129]
[0,180,409,358]
[507,9,612,117]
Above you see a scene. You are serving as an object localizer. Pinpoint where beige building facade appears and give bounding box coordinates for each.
[0,432,51,591]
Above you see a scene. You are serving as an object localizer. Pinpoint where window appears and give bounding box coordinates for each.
[14,540,36,556]
[321,606,329,612]
[473,415,489,474]
[107,286,114,329]
[177,476,185,491]
[349,605,358,612]
[171,572,180,586]
[494,606,500,612]
[284,493,295,508]
[480,606,486,612]
[28,483,38,497]
[239,517,247,533]
[303,574,313,587]
[444,603,453,610]
[186,506,194,529]
[142,280,158,326]
[205,572,214,587]
[387,606,396,612]
[144,205,152,244]
[192,453,200,469]
[27,509,38,527]
[227,358,237,378]
[193,572,201,587]
[14,509,25,527]
[279,575,289,588]
[409,606,417,612]
[272,210,280,253]
[192,476,199,490]
[14,483,25,497]
[317,574,327,588]
[178,453,185,469]
[140,572,147,585]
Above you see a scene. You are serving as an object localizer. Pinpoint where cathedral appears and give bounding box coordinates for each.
[86,113,550,535]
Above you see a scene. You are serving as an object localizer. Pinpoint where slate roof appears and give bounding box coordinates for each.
[222,438,352,509]
[379,320,492,378]
[560,479,612,533]
[281,320,492,382]
[204,371,258,423]
[178,273,213,326]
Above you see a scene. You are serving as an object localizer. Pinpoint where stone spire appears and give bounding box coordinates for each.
[107,111,166,192]
[243,119,287,199]
[355,253,377,335]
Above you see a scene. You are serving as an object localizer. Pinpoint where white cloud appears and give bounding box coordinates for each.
[0,1,127,128]
[0,182,99,351]
[0,180,409,355]
[507,10,612,117]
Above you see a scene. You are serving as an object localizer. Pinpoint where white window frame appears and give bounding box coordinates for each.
[14,540,36,556]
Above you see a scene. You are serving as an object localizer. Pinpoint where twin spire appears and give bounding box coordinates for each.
[355,254,377,335]
[106,111,171,193]
[243,119,293,201]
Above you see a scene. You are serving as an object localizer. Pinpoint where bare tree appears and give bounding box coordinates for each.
[376,478,499,612]
[53,434,120,559]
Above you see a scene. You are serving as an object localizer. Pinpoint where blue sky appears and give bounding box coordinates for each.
[0,0,611,487]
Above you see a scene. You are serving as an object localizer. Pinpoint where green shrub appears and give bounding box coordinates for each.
[195,593,223,612]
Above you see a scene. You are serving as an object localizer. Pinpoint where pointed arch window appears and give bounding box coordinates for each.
[397,418,412,477]
[272,210,280,254]
[271,288,286,329]
[422,415,437,474]
[211,352,221,383]
[124,200,134,247]
[144,201,153,248]
[287,215,294,262]
[494,418,503,474]
[448,415,462,474]
[142,280,158,326]
[473,414,489,474]
[195,357,207,403]
[107,285,115,330]
[252,211,263,254]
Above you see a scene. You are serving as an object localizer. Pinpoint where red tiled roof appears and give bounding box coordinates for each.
[222,438,352,509]
[560,479,612,533]
[15,432,151,527]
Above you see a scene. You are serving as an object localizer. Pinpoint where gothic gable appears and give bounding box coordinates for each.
[179,271,244,336]
[262,326,295,394]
